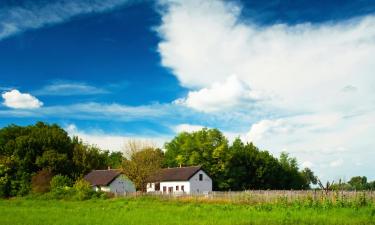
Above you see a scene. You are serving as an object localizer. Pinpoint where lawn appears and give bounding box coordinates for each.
[0,197,374,225]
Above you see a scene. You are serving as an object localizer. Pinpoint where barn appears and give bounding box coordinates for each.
[146,166,212,194]
[84,169,136,195]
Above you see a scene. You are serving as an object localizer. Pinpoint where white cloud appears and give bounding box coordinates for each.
[35,81,109,96]
[65,124,167,152]
[0,0,132,40]
[173,124,205,133]
[330,158,344,168]
[157,0,375,181]
[158,0,375,113]
[2,89,43,109]
[175,76,264,112]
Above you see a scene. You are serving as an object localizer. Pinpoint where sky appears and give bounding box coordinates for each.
[1,0,375,182]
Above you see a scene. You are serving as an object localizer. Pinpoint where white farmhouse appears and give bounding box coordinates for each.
[84,169,136,195]
[147,166,212,194]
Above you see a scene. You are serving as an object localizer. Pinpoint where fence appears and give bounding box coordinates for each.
[120,190,375,204]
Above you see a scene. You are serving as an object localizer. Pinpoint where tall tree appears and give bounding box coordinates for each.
[164,128,230,190]
[122,140,164,191]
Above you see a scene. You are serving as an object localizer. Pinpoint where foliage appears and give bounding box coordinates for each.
[31,169,54,194]
[104,151,124,169]
[73,179,94,200]
[329,177,375,191]
[0,122,116,197]
[164,128,231,189]
[164,130,314,190]
[122,141,164,191]
[50,175,73,191]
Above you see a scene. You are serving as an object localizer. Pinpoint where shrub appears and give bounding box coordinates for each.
[50,175,73,191]
[73,179,94,200]
[31,170,53,194]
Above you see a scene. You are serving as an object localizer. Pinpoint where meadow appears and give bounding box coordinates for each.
[1,195,375,225]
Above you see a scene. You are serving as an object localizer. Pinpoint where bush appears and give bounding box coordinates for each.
[50,175,73,191]
[73,179,94,200]
[31,170,53,194]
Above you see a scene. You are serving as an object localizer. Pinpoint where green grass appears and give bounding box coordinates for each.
[0,197,374,225]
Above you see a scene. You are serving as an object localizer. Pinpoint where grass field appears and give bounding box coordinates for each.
[1,197,375,225]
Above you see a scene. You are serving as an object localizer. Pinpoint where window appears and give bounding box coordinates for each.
[176,186,179,191]
[163,186,167,192]
[181,185,184,192]
[199,173,203,181]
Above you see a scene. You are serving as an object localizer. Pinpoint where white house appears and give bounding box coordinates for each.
[146,166,212,194]
[84,169,136,195]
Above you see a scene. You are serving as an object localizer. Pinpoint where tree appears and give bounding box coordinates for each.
[164,128,230,190]
[0,122,117,197]
[300,167,317,189]
[104,151,124,169]
[348,176,367,190]
[122,140,164,191]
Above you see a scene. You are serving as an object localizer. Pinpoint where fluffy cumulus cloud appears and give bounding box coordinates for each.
[157,0,375,180]
[2,89,43,109]
[0,0,132,40]
[175,76,265,112]
[158,0,375,113]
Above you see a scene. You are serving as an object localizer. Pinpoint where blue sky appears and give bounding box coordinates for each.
[1,0,375,181]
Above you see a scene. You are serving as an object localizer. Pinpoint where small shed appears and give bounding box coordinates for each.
[84,169,136,195]
[146,166,212,194]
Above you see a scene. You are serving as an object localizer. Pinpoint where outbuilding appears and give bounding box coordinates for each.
[146,166,212,194]
[84,169,136,195]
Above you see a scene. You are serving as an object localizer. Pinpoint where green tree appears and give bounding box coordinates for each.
[348,176,367,190]
[0,122,117,197]
[164,128,230,190]
[300,167,318,189]
[122,140,164,191]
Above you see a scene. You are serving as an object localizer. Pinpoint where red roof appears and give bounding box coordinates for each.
[84,169,122,186]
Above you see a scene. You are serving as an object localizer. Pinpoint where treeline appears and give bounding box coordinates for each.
[330,176,375,191]
[164,128,316,190]
[0,122,122,197]
[1,122,373,198]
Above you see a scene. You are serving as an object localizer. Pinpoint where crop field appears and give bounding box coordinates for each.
[1,195,375,225]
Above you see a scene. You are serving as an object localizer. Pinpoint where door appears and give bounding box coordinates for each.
[168,187,173,193]
[155,182,160,191]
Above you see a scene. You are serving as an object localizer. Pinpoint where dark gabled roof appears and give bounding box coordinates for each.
[149,166,204,182]
[84,169,122,186]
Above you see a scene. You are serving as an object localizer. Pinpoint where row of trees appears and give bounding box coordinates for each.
[163,128,316,190]
[329,176,375,191]
[1,122,373,198]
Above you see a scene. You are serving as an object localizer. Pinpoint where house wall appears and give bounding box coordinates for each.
[161,181,190,194]
[147,181,190,193]
[146,169,212,194]
[94,175,136,194]
[189,170,212,194]
[109,175,136,194]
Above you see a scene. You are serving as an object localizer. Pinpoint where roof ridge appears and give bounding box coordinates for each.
[164,165,201,169]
